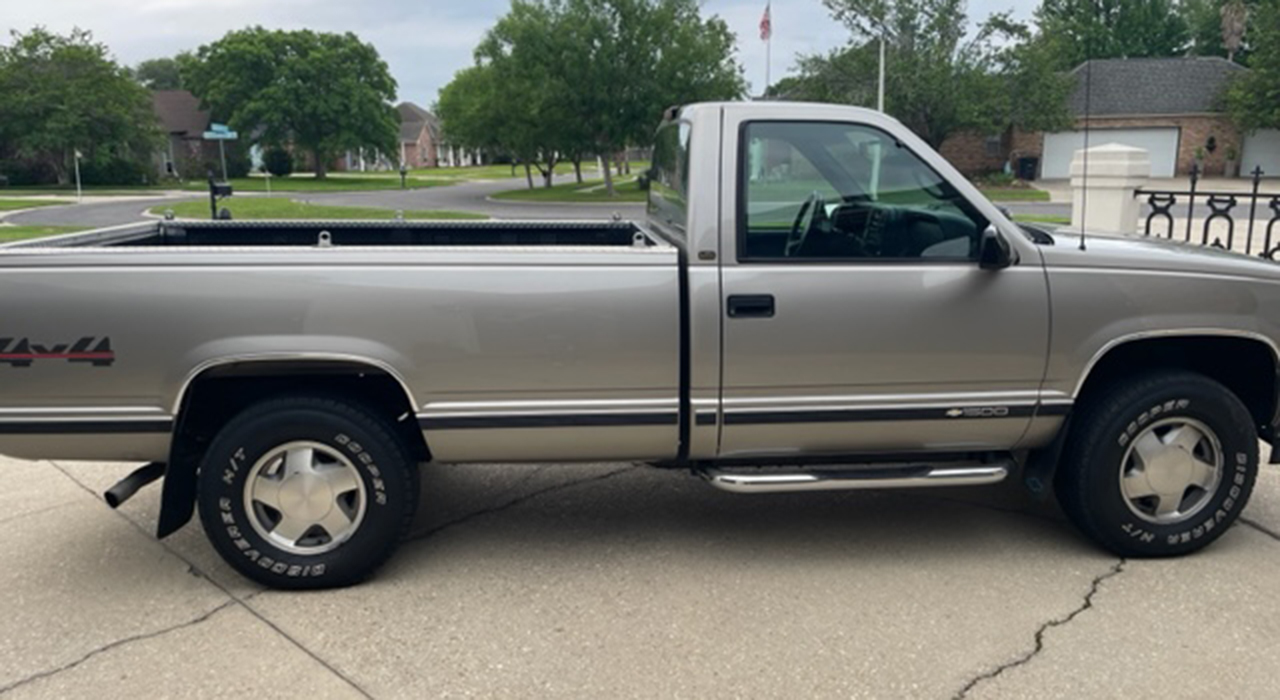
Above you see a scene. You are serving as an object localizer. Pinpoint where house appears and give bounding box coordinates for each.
[151,90,213,179]
[941,57,1280,180]
[396,102,440,169]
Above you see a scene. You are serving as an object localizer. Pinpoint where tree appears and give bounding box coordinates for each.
[790,1,1070,149]
[440,0,744,195]
[475,0,581,188]
[561,0,744,194]
[1034,0,1190,70]
[0,28,160,185]
[182,28,398,178]
[133,56,184,90]
[1225,0,1280,132]
[1187,0,1261,62]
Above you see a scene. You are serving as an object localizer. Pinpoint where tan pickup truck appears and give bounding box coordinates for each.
[2,102,1274,588]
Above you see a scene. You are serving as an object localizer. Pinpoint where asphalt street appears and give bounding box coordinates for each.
[1,454,1277,698]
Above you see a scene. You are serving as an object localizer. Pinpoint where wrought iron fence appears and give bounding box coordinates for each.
[1135,166,1280,259]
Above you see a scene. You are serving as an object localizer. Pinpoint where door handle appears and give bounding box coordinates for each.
[727,294,775,318]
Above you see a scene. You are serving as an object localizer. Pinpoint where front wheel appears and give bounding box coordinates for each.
[197,396,419,589]
[1056,371,1259,557]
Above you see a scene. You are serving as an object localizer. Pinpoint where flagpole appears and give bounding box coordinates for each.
[877,33,885,111]
[764,2,772,96]
[757,1,768,95]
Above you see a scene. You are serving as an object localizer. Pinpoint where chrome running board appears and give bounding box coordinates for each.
[700,462,1010,494]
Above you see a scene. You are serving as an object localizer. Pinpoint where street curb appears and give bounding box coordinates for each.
[483,196,645,207]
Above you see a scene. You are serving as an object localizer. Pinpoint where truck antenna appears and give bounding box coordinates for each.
[1078,26,1095,251]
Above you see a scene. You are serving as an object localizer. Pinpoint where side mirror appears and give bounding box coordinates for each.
[636,170,651,191]
[979,226,1013,270]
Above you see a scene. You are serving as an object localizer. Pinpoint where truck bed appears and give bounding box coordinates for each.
[1,219,660,249]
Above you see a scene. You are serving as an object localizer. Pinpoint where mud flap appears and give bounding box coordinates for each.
[156,415,202,539]
[1023,412,1072,500]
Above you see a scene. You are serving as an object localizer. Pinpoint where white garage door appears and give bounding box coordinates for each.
[1241,130,1280,179]
[1041,128,1180,179]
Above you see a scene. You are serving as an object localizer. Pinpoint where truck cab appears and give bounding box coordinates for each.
[652,103,1056,461]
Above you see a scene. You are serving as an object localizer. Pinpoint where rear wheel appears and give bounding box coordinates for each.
[1056,371,1259,557]
[197,396,418,589]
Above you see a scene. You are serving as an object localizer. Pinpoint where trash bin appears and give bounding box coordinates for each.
[1016,156,1039,181]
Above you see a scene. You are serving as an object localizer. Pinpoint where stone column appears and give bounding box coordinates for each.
[1070,143,1151,235]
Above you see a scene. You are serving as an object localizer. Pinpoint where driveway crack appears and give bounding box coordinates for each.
[47,461,374,700]
[1241,517,1280,543]
[408,463,642,542]
[952,558,1127,700]
[0,601,235,696]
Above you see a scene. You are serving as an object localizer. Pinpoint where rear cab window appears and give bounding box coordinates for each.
[648,120,692,243]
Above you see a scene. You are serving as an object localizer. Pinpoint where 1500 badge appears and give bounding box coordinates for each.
[0,336,115,367]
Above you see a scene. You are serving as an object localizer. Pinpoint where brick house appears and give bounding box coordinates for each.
[151,90,214,179]
[941,57,1280,180]
[396,102,440,169]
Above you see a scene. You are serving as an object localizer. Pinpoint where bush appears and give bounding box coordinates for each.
[263,147,294,177]
[79,156,152,186]
[175,142,252,181]
[221,147,252,179]
[0,158,58,186]
[972,170,1029,189]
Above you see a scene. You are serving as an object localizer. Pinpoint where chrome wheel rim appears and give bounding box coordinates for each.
[243,441,366,555]
[1119,417,1223,525]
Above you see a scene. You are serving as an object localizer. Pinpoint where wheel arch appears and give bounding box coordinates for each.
[1073,332,1280,434]
[157,356,430,540]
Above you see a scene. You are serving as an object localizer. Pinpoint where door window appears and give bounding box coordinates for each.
[740,121,987,261]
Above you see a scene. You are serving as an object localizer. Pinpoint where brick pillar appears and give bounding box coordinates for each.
[1070,143,1151,235]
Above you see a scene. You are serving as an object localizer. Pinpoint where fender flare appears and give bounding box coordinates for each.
[155,354,421,539]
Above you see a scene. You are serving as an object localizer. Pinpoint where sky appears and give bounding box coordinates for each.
[0,0,1036,106]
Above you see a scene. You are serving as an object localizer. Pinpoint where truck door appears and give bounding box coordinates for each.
[716,116,1051,457]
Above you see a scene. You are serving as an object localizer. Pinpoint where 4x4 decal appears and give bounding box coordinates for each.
[0,336,115,367]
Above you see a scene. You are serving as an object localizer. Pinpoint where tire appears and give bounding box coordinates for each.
[197,396,418,589]
[1056,370,1258,557]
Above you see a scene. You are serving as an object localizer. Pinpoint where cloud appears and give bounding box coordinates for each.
[2,0,1034,105]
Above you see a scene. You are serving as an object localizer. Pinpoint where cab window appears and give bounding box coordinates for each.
[739,121,987,261]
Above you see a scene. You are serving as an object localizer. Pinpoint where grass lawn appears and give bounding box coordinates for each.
[2,187,165,196]
[151,197,486,221]
[0,198,73,211]
[178,175,452,193]
[491,178,646,203]
[979,187,1050,202]
[410,164,532,180]
[0,224,87,242]
[1012,214,1070,225]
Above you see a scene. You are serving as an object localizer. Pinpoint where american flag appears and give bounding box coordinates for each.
[759,3,772,41]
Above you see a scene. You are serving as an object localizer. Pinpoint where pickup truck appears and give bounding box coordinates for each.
[2,102,1274,589]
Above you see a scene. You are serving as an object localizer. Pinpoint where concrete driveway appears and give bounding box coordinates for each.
[2,453,1277,698]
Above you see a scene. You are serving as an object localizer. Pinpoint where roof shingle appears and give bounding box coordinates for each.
[151,90,210,137]
[1068,57,1245,117]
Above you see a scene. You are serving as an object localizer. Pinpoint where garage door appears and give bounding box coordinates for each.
[1041,128,1180,179]
[1242,130,1280,178]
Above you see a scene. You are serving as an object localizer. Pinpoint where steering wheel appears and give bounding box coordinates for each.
[785,192,826,257]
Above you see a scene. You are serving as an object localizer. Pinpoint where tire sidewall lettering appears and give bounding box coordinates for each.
[215,430,390,579]
[1110,398,1254,549]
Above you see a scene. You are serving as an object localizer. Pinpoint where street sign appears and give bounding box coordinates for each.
[202,123,238,181]
[204,124,238,140]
